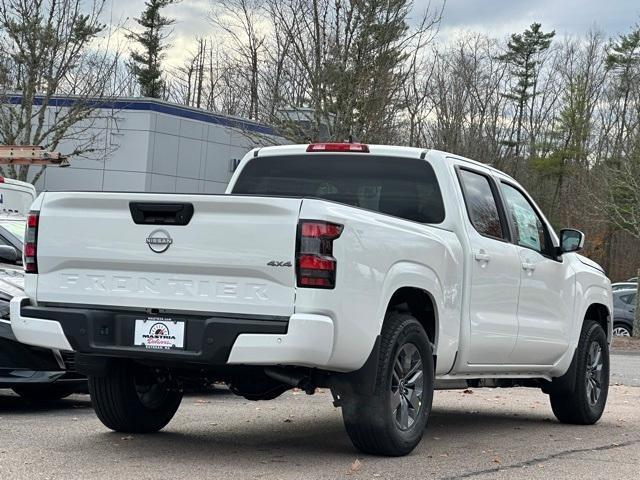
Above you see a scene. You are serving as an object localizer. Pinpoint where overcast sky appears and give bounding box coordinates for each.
[106,0,640,66]
[432,0,639,40]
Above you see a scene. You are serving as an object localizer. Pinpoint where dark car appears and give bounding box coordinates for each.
[613,288,636,337]
[0,216,86,400]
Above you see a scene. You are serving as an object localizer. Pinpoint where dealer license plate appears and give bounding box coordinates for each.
[134,317,185,350]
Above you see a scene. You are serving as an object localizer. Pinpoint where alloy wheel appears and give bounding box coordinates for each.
[390,343,424,430]
[612,326,631,337]
[585,341,604,406]
[135,374,170,409]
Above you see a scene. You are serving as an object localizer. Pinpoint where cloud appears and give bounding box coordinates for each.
[106,0,640,67]
[430,0,640,40]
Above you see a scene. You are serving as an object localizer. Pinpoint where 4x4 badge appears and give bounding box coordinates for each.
[267,261,292,267]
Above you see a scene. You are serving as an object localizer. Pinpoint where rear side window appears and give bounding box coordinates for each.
[458,169,505,239]
[232,155,445,223]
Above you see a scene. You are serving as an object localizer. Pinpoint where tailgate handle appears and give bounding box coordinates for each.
[129,202,194,225]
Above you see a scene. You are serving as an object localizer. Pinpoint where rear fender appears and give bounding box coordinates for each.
[377,262,460,375]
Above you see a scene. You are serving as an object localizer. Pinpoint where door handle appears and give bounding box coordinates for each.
[522,262,535,272]
[474,252,491,262]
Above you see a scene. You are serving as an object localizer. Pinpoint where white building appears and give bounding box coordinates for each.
[31,97,282,193]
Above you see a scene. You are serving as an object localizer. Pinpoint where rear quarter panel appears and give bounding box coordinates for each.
[297,199,463,373]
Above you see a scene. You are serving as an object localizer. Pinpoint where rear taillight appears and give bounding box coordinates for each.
[296,220,343,289]
[24,211,39,273]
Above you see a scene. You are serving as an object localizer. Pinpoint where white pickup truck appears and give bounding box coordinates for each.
[10,143,612,456]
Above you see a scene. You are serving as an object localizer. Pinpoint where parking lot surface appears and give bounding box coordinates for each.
[0,355,638,480]
[611,353,640,386]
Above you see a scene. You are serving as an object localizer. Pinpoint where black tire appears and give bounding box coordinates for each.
[13,383,78,402]
[550,320,609,425]
[341,311,434,456]
[88,362,182,433]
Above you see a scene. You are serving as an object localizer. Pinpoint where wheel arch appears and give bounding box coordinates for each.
[386,286,438,349]
[571,283,612,347]
[584,303,611,340]
[375,261,459,375]
[335,285,441,398]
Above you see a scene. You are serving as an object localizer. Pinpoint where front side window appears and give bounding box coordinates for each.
[232,155,445,223]
[500,183,550,255]
[619,293,637,305]
[458,169,504,239]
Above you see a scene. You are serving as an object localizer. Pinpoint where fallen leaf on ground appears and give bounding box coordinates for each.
[347,459,362,474]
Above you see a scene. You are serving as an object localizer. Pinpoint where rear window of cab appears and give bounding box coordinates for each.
[232,154,445,224]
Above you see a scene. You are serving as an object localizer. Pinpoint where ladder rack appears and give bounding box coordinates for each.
[0,145,70,167]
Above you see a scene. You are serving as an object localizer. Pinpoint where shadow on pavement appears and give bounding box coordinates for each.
[98,419,353,458]
[83,406,557,462]
[0,390,91,413]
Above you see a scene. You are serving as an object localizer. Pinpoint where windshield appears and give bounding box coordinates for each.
[0,218,25,246]
[232,154,445,223]
[0,186,35,215]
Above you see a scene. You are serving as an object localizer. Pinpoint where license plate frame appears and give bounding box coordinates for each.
[133,317,186,350]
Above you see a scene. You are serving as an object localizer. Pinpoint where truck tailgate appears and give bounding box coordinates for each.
[34,192,301,317]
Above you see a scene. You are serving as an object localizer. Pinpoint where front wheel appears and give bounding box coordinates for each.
[549,320,609,425]
[89,362,183,433]
[341,312,434,456]
[612,323,632,337]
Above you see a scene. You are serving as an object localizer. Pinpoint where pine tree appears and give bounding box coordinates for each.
[601,26,640,279]
[126,0,176,98]
[605,26,640,156]
[498,23,555,167]
[327,0,413,142]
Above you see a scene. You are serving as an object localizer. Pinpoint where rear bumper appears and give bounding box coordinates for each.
[10,297,335,368]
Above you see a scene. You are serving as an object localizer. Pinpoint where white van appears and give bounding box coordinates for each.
[0,177,36,215]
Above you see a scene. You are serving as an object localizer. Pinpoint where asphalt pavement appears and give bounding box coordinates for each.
[611,353,640,386]
[0,354,637,479]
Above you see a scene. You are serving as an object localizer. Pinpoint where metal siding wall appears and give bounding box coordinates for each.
[33,102,283,193]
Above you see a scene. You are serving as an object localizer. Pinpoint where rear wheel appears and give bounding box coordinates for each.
[88,362,182,433]
[13,383,78,402]
[340,312,434,456]
[549,320,609,424]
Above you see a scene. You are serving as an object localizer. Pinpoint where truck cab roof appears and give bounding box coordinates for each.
[241,143,516,182]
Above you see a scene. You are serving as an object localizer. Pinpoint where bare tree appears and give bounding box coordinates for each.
[210,0,265,120]
[0,0,121,182]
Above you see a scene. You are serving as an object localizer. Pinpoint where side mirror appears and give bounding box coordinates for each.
[0,245,19,264]
[559,228,584,254]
